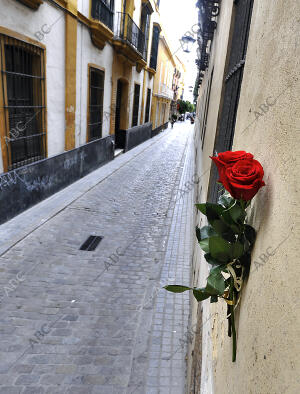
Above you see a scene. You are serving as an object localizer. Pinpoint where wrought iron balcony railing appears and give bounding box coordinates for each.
[115,12,147,60]
[91,0,114,31]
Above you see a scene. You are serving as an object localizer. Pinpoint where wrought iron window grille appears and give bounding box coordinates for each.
[0,34,46,171]
[88,67,105,141]
[132,84,140,127]
[91,0,114,31]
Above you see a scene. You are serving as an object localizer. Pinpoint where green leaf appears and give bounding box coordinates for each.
[209,264,227,275]
[228,203,246,223]
[195,203,207,215]
[206,267,226,295]
[231,242,244,259]
[196,226,218,253]
[221,210,240,233]
[193,288,211,302]
[210,219,236,242]
[206,203,225,222]
[204,253,225,266]
[209,236,232,263]
[196,203,224,220]
[199,238,210,253]
[244,225,256,245]
[196,225,216,242]
[164,285,191,293]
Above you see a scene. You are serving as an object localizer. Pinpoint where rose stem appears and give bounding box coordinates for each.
[227,304,232,337]
[230,277,237,362]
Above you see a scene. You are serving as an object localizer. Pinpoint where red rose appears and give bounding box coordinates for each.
[222,159,265,201]
[210,151,254,180]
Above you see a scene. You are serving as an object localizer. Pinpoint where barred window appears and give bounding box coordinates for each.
[132,83,140,127]
[0,33,46,171]
[150,25,160,70]
[88,67,104,141]
[91,0,114,31]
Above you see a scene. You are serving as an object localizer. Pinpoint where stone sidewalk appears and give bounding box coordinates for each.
[0,122,195,394]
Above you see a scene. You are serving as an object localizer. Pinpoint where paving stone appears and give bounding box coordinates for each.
[12,365,34,374]
[21,388,45,394]
[0,124,194,393]
[0,388,22,394]
[14,374,40,385]
[39,373,65,385]
[45,388,66,394]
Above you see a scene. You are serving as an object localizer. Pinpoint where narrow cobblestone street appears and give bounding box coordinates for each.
[0,123,195,394]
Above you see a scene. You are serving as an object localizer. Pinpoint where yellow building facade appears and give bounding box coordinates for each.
[151,34,176,132]
[0,0,164,173]
[176,56,186,101]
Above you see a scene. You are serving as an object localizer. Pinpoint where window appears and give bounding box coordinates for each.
[0,33,46,171]
[88,67,104,141]
[139,3,152,58]
[145,88,151,123]
[132,84,140,127]
[91,0,114,31]
[150,25,160,70]
[207,0,254,203]
[200,69,213,148]
[160,103,166,125]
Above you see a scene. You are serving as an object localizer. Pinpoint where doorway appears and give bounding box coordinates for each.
[115,78,129,149]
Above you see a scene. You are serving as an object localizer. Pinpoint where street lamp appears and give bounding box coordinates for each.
[181,34,196,53]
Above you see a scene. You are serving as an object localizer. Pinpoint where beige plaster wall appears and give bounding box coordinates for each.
[212,1,300,393]
[191,1,299,393]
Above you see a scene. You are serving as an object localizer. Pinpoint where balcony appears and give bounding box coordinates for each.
[91,0,114,31]
[159,83,173,100]
[113,12,147,65]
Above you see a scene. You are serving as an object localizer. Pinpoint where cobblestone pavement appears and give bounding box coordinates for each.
[0,122,195,394]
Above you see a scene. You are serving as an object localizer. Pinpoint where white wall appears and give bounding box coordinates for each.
[77,0,89,17]
[0,0,65,173]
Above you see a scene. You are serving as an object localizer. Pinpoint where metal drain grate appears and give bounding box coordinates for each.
[80,235,103,251]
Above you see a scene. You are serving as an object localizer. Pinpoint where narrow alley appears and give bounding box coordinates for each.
[0,123,195,394]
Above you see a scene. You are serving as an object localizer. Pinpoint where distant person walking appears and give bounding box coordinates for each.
[171,114,177,129]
